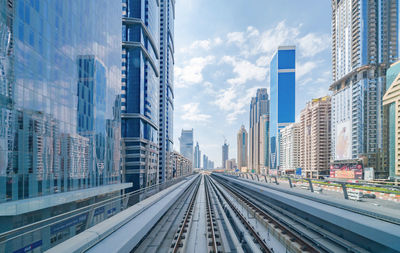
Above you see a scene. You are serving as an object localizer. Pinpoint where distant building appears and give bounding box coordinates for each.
[171,151,192,178]
[259,115,270,174]
[179,129,194,165]
[249,89,269,174]
[208,160,215,170]
[237,125,248,172]
[269,46,296,171]
[280,123,300,173]
[300,96,331,178]
[330,0,399,179]
[194,142,201,168]
[222,141,229,169]
[203,154,209,170]
[383,61,400,180]
[225,159,236,171]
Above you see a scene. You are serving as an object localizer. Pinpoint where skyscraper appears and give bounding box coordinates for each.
[179,129,193,164]
[237,125,248,172]
[249,89,270,174]
[383,61,400,180]
[158,0,175,184]
[0,0,127,250]
[280,123,300,172]
[269,46,296,171]
[329,0,399,178]
[122,0,160,190]
[194,142,201,168]
[203,154,209,170]
[300,96,331,178]
[222,141,229,169]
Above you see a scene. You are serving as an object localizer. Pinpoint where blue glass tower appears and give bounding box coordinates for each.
[269,46,296,171]
[0,0,126,250]
[122,0,160,191]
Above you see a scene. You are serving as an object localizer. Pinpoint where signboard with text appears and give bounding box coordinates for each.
[330,164,363,179]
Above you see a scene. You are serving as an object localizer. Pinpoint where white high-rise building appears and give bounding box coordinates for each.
[279,123,300,172]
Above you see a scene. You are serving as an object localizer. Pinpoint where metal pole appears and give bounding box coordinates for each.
[256,174,260,181]
[288,177,292,188]
[341,182,348,199]
[274,176,279,185]
[307,179,314,192]
[264,175,267,183]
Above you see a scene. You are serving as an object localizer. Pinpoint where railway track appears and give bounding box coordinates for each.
[212,174,381,253]
[169,176,201,253]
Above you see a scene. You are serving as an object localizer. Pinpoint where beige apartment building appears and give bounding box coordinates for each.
[300,96,331,178]
[280,123,300,173]
[237,125,248,172]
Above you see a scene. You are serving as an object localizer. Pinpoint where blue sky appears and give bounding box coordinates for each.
[174,0,332,167]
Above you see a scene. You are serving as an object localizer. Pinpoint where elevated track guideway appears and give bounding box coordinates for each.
[49,173,400,253]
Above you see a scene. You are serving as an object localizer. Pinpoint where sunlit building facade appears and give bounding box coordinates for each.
[194,142,201,168]
[330,0,399,178]
[300,96,331,178]
[280,123,300,172]
[0,0,126,251]
[237,125,248,172]
[269,46,296,172]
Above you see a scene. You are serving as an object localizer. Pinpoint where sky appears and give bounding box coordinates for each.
[173,0,332,167]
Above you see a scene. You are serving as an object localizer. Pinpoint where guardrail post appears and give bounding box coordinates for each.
[340,182,348,199]
[264,175,267,183]
[256,174,260,181]
[250,174,254,180]
[287,177,292,188]
[306,178,314,192]
[274,176,279,185]
[246,174,249,179]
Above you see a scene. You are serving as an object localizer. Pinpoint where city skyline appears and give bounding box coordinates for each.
[174,0,331,165]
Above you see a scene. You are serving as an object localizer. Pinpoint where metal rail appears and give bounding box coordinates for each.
[208,176,272,253]
[132,176,201,252]
[213,175,322,253]
[215,175,370,253]
[204,177,218,253]
[171,176,201,253]
[228,174,400,225]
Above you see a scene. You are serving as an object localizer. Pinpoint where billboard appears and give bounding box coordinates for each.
[330,164,363,179]
[335,121,352,160]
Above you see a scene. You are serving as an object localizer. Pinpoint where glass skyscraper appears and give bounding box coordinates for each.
[179,129,193,164]
[269,46,296,171]
[0,0,126,251]
[158,0,175,184]
[329,0,399,178]
[249,88,269,174]
[122,0,160,190]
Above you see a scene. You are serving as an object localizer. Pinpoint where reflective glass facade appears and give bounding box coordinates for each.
[122,0,160,191]
[0,0,122,203]
[179,129,193,164]
[269,46,295,170]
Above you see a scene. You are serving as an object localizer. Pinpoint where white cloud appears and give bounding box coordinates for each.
[213,86,262,123]
[227,32,245,44]
[181,103,211,122]
[298,33,331,57]
[297,61,318,79]
[221,56,267,85]
[175,56,215,87]
[179,37,224,53]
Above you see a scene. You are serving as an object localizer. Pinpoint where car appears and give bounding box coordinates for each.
[362,193,376,199]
